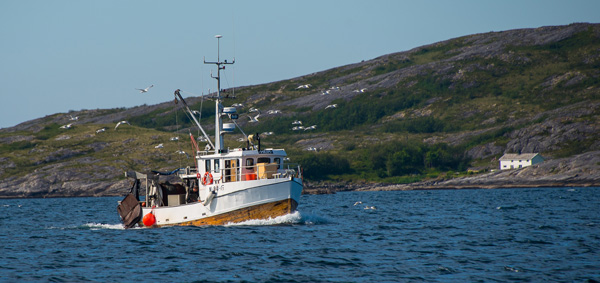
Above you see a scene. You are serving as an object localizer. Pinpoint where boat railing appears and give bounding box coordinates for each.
[206,163,301,184]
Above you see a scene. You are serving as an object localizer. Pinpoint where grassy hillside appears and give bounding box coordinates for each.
[1,23,599,189]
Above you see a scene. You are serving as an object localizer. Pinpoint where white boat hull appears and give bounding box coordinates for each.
[140,177,302,227]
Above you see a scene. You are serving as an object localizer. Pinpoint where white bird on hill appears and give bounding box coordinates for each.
[175,150,189,158]
[292,126,304,131]
[296,84,311,89]
[306,147,318,151]
[248,114,260,123]
[155,143,164,149]
[261,132,274,136]
[304,125,317,131]
[115,121,130,130]
[237,137,246,142]
[136,85,154,93]
[321,90,331,95]
[232,103,243,107]
[325,104,338,109]
[96,128,106,134]
[292,120,302,125]
[60,123,73,129]
[353,88,367,93]
[170,136,179,141]
[69,115,79,121]
[249,108,260,113]
[267,110,281,115]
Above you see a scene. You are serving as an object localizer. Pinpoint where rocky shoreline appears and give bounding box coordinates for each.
[303,151,600,194]
[1,151,599,199]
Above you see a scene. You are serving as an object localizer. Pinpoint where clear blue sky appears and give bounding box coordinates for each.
[1,0,599,129]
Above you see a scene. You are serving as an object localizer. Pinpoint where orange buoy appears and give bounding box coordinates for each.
[142,212,156,226]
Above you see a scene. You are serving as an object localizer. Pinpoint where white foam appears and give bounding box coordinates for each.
[82,223,127,230]
[224,211,328,226]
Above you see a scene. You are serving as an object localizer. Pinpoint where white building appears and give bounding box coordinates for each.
[499,153,544,170]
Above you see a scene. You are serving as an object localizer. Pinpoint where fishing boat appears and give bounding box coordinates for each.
[117,35,303,228]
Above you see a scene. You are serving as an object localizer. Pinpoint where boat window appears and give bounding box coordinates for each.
[257,157,270,164]
[205,160,211,173]
[214,159,220,172]
[274,157,281,169]
[245,158,254,169]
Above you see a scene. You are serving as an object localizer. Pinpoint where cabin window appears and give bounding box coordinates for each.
[274,157,281,169]
[257,157,270,164]
[205,160,211,173]
[214,159,220,172]
[245,158,254,169]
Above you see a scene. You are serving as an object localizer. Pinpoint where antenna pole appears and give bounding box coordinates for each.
[204,35,235,153]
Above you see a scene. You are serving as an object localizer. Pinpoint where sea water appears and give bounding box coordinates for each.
[0,187,599,282]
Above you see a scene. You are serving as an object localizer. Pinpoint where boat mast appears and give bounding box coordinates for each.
[204,35,235,153]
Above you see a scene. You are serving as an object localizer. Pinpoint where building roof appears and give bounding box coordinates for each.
[499,153,540,161]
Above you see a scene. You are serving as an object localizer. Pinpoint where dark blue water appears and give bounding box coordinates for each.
[1,187,599,282]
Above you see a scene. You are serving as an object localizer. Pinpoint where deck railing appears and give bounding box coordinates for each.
[202,163,300,184]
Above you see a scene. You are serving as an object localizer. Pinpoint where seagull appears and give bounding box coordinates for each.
[155,143,164,149]
[69,115,79,121]
[292,126,304,131]
[197,136,208,142]
[353,88,367,93]
[248,114,260,123]
[354,201,362,206]
[261,132,274,136]
[249,108,260,113]
[170,136,179,141]
[237,137,246,142]
[136,85,154,93]
[321,90,331,95]
[304,125,317,131]
[306,147,318,151]
[267,110,281,115]
[60,123,73,129]
[296,84,311,89]
[329,86,340,90]
[292,120,302,125]
[115,120,130,130]
[96,128,106,134]
[231,103,243,107]
[325,104,338,109]
[191,110,201,116]
[364,206,377,210]
[175,150,189,158]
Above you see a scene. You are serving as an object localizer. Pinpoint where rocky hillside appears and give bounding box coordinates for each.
[1,23,599,198]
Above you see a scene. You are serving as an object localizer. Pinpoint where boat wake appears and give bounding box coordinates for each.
[80,223,127,230]
[72,211,329,230]
[225,211,330,226]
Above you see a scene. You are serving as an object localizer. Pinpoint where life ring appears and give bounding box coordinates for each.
[202,172,213,185]
[196,172,202,179]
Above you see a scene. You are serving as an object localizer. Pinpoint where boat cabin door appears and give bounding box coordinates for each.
[225,159,237,182]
